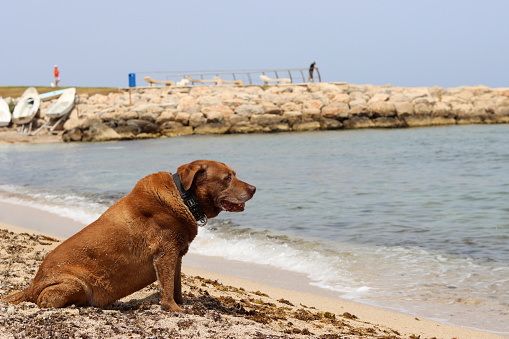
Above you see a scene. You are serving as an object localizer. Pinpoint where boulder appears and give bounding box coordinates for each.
[230,122,264,134]
[368,101,396,117]
[456,115,484,125]
[250,114,286,126]
[281,102,302,112]
[283,111,302,126]
[414,103,432,115]
[201,105,233,120]
[83,123,121,142]
[263,124,290,133]
[160,125,194,137]
[368,93,389,104]
[322,103,349,119]
[432,102,452,116]
[395,102,414,116]
[115,124,141,135]
[194,123,230,135]
[155,110,176,125]
[402,115,431,127]
[331,93,350,104]
[189,113,207,127]
[483,115,509,124]
[343,117,375,129]
[373,117,404,128]
[127,119,159,134]
[175,112,191,125]
[292,121,321,132]
[320,118,343,130]
[234,104,264,117]
[302,109,321,121]
[431,117,456,126]
[62,128,83,142]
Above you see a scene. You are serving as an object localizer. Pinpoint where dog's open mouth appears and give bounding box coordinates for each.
[221,200,245,212]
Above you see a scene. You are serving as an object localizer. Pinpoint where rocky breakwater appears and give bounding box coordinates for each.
[61,83,509,142]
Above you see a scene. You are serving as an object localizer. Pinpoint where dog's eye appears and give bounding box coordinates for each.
[224,175,231,181]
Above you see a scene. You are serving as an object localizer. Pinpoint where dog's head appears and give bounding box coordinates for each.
[177,160,256,218]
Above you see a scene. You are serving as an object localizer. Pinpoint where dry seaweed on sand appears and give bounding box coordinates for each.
[0,229,407,338]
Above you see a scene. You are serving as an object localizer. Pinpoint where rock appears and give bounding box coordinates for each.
[331,93,350,104]
[175,112,190,125]
[80,117,102,129]
[160,126,194,137]
[368,93,389,104]
[402,115,431,127]
[189,113,207,127]
[194,123,230,135]
[155,110,176,125]
[115,124,141,135]
[373,117,404,128]
[483,115,509,124]
[343,117,375,129]
[414,103,432,115]
[432,102,452,116]
[83,123,121,142]
[431,117,456,126]
[320,118,343,130]
[283,111,302,126]
[264,124,291,133]
[303,99,323,111]
[457,115,484,125]
[292,121,321,131]
[127,119,159,134]
[230,122,263,134]
[395,102,414,116]
[302,109,321,121]
[281,102,302,112]
[234,104,264,117]
[322,103,349,119]
[202,105,231,122]
[368,101,396,117]
[495,106,509,116]
[451,103,473,116]
[62,128,83,142]
[250,114,286,126]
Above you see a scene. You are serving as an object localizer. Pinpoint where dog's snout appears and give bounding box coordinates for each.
[248,185,256,195]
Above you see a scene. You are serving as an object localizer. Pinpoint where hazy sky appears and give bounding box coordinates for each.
[2,0,508,88]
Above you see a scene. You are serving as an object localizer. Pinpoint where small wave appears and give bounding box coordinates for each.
[0,184,108,225]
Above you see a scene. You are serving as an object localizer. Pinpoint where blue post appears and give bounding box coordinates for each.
[128,73,136,87]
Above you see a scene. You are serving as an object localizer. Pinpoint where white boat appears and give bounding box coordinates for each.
[40,89,66,101]
[12,87,40,125]
[45,88,76,118]
[0,97,11,127]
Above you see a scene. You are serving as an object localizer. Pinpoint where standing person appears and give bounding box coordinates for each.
[308,61,318,82]
[54,65,60,87]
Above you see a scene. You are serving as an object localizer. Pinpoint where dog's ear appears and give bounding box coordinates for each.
[177,162,207,190]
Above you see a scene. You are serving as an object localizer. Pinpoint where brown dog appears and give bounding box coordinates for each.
[3,160,255,311]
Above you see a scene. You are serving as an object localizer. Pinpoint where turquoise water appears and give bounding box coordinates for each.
[0,125,508,335]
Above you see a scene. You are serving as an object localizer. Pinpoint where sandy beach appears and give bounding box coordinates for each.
[0,201,505,339]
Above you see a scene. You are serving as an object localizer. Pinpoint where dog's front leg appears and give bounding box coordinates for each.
[174,256,184,304]
[154,248,182,312]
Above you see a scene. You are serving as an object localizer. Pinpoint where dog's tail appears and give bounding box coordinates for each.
[2,290,28,304]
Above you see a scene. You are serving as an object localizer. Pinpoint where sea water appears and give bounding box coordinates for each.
[0,125,508,335]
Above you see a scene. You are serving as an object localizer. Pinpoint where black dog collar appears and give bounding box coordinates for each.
[173,173,208,227]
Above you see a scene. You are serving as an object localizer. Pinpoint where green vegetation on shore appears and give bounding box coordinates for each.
[0,86,117,98]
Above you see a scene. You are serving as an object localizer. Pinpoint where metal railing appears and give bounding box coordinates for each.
[135,68,321,87]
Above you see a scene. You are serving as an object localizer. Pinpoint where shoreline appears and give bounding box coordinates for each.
[0,202,505,338]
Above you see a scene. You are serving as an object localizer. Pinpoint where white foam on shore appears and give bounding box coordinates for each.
[0,184,104,225]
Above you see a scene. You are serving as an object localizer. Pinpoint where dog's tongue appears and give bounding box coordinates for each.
[221,200,245,212]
